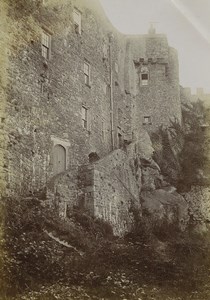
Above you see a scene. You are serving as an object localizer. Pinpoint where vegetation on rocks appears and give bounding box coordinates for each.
[151,100,208,191]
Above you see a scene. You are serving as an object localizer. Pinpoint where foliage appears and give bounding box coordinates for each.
[151,121,183,186]
[151,100,208,191]
[178,101,207,190]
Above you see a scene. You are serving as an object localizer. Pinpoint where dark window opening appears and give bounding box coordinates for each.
[141,74,148,80]
[89,152,100,163]
[141,73,149,86]
[82,106,88,129]
[84,61,90,86]
[74,23,80,34]
[118,133,123,148]
[73,8,81,34]
[143,116,152,125]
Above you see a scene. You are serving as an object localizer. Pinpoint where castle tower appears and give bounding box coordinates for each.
[125,29,181,136]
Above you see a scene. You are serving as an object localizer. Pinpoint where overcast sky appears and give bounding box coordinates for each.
[99,0,210,94]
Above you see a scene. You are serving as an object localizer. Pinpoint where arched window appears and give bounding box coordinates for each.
[53,144,66,175]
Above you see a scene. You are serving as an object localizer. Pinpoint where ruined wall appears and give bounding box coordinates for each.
[78,148,142,235]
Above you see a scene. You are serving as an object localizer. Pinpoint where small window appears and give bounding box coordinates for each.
[73,8,81,34]
[102,44,108,60]
[115,62,118,73]
[118,132,123,148]
[82,106,88,129]
[84,61,90,86]
[106,84,111,96]
[102,121,105,140]
[41,31,51,59]
[143,116,151,125]
[141,73,148,86]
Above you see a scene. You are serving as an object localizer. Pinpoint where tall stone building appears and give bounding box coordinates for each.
[0,0,182,234]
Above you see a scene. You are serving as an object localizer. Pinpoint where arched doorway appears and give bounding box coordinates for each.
[53,144,66,175]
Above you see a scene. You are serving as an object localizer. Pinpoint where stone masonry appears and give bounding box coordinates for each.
[1,0,183,234]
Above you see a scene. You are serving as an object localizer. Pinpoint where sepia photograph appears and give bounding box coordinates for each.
[0,0,210,299]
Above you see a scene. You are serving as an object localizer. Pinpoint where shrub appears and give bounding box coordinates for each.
[151,100,208,191]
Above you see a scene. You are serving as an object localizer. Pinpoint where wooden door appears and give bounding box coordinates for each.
[53,144,66,175]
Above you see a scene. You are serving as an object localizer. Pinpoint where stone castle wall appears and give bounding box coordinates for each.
[1,0,183,233]
[4,0,132,196]
[127,35,181,134]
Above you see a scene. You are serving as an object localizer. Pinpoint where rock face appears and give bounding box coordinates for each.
[183,186,210,233]
[141,189,189,231]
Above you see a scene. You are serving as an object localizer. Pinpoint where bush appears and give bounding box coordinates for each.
[151,101,208,191]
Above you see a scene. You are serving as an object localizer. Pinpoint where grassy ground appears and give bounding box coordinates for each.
[2,197,210,300]
[4,229,210,300]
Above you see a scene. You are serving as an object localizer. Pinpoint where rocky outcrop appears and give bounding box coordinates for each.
[129,130,189,231]
[141,189,189,231]
[183,186,210,233]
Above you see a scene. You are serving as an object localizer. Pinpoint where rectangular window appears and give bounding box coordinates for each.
[115,62,119,73]
[143,116,151,125]
[106,84,111,96]
[141,73,148,86]
[102,44,108,60]
[118,133,123,148]
[73,8,81,34]
[41,31,51,59]
[102,121,105,140]
[82,106,88,129]
[84,61,90,85]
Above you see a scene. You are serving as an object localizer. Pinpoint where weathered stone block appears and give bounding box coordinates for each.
[141,189,189,230]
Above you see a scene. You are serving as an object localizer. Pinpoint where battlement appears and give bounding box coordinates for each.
[133,57,168,66]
